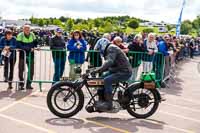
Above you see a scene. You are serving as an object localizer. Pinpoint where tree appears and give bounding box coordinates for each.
[30,16,38,25]
[102,21,113,33]
[128,19,139,29]
[38,19,44,27]
[66,19,74,32]
[45,19,50,26]
[94,18,101,27]
[73,24,89,31]
[166,25,174,32]
[192,17,200,36]
[192,17,200,29]
[75,18,84,24]
[181,20,193,35]
[53,19,63,26]
[59,16,67,22]
[143,28,154,33]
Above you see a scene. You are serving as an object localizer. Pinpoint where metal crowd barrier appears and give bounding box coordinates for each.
[27,48,165,91]
[0,49,27,90]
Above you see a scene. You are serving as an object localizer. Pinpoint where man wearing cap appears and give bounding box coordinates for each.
[17,24,37,90]
[50,28,66,83]
[112,36,129,53]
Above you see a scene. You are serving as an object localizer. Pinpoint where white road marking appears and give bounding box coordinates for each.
[159,110,200,124]
[19,101,131,133]
[0,113,56,133]
[119,113,194,133]
[163,103,200,113]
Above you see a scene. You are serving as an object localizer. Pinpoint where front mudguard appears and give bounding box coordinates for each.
[52,80,83,89]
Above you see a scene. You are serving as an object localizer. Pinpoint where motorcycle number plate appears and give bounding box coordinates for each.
[144,82,156,89]
[87,80,104,86]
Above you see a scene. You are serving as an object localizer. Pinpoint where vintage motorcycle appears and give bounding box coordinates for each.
[47,68,163,119]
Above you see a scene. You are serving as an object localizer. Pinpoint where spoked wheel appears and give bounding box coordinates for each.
[47,83,84,118]
[127,88,159,119]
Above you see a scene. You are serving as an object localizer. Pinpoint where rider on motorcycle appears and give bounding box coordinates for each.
[93,38,132,111]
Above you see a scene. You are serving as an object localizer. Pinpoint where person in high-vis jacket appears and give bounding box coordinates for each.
[17,25,37,90]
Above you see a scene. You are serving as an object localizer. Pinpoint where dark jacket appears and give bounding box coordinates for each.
[67,39,87,64]
[128,41,144,68]
[128,41,145,52]
[0,37,17,59]
[50,35,66,59]
[0,33,4,40]
[0,37,17,49]
[99,44,132,73]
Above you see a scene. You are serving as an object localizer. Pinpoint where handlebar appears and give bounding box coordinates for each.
[82,67,99,79]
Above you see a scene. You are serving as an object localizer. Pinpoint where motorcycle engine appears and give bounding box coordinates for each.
[107,101,121,113]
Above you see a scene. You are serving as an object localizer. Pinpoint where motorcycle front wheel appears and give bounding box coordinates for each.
[47,82,84,118]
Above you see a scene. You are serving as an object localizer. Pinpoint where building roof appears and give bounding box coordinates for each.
[0,19,31,27]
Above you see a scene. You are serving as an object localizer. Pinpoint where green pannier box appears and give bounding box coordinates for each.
[140,72,156,82]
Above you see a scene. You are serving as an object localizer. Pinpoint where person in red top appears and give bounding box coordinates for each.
[112,36,129,53]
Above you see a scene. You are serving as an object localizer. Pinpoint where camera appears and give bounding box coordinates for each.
[74,66,82,74]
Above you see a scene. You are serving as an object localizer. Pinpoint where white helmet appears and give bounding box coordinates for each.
[94,38,110,55]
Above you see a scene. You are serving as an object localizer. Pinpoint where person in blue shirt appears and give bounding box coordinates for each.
[0,30,17,89]
[158,34,175,79]
[67,30,87,80]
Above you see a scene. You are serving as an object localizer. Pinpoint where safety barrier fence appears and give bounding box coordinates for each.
[27,49,165,91]
[0,46,195,91]
[0,49,27,89]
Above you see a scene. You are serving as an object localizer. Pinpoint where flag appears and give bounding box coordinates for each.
[176,0,186,36]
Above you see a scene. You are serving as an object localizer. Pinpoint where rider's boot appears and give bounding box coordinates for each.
[95,89,105,108]
[97,89,105,102]
[95,93,113,111]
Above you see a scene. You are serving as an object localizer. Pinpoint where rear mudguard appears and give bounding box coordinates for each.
[124,82,162,102]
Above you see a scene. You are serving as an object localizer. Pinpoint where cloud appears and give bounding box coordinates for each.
[0,0,199,23]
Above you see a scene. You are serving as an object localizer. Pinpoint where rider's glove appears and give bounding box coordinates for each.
[91,68,101,75]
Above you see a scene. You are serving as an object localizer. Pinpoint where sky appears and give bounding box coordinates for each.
[0,0,199,24]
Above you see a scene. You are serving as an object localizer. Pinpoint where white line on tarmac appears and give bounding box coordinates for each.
[164,95,200,105]
[163,103,200,113]
[81,118,131,133]
[0,113,56,133]
[19,101,48,110]
[177,98,200,105]
[118,113,194,133]
[0,88,57,133]
[19,101,130,133]
[20,100,200,125]
[0,90,40,113]
[20,101,195,133]
[159,110,200,124]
